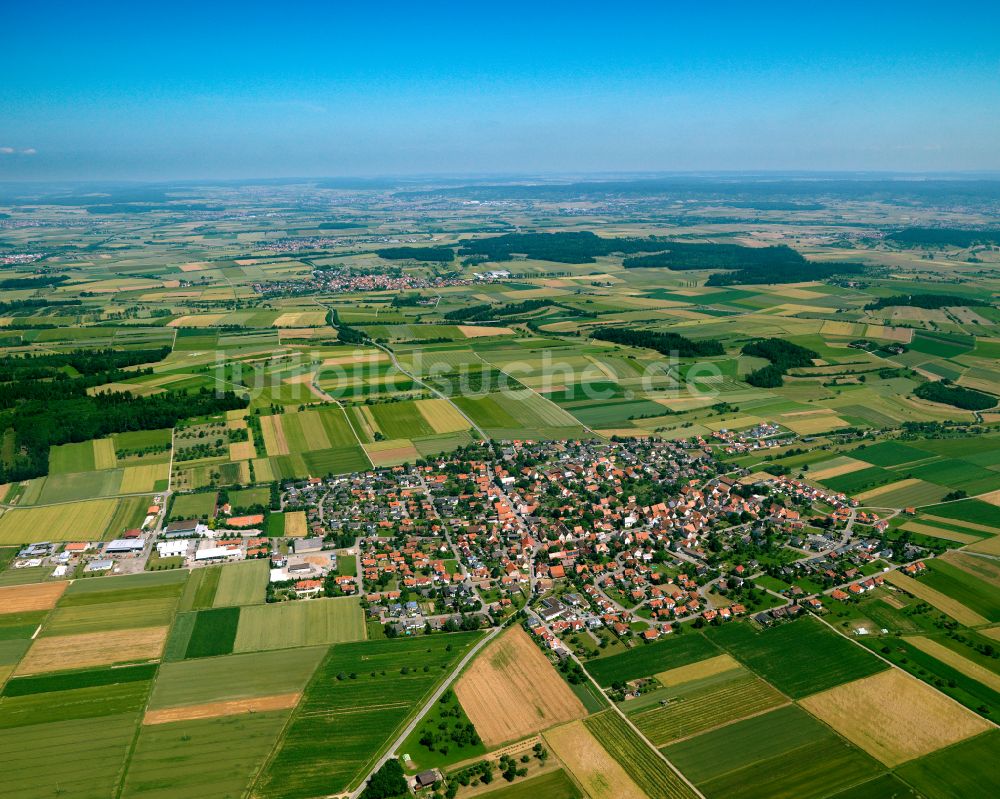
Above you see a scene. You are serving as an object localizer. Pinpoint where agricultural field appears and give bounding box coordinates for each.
[584,632,720,687]
[253,632,482,798]
[476,769,582,799]
[1,175,1000,799]
[544,720,647,799]
[232,596,366,652]
[455,626,586,746]
[213,558,268,606]
[663,704,884,799]
[584,710,700,799]
[707,616,888,699]
[628,662,786,745]
[799,669,991,766]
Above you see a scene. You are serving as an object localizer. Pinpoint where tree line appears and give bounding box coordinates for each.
[590,326,724,358]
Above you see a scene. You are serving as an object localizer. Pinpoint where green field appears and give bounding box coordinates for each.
[0,680,150,729]
[585,633,720,687]
[895,730,1000,799]
[170,492,218,519]
[584,710,699,799]
[629,668,786,745]
[252,632,482,798]
[663,704,884,799]
[179,566,221,611]
[121,710,291,799]
[919,560,1000,621]
[233,596,366,652]
[213,559,268,607]
[149,647,326,709]
[185,606,240,658]
[476,769,581,799]
[707,616,887,699]
[41,596,178,636]
[0,713,140,798]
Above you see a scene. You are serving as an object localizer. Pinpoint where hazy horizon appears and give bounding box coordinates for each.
[3,1,999,181]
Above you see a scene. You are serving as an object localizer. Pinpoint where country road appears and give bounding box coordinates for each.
[347,625,502,799]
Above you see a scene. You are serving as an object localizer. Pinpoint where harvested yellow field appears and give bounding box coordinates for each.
[0,581,68,614]
[800,669,990,766]
[273,311,327,327]
[0,499,119,544]
[167,313,226,328]
[900,522,980,545]
[92,438,118,470]
[143,692,300,725]
[415,398,471,434]
[781,412,849,435]
[120,463,167,493]
[921,515,997,535]
[978,489,1000,508]
[982,626,1000,642]
[865,324,913,343]
[283,511,308,537]
[259,415,289,456]
[810,458,869,481]
[178,261,209,272]
[656,653,740,687]
[296,410,331,449]
[322,351,388,367]
[821,320,864,337]
[906,637,1000,693]
[455,626,586,747]
[941,551,1000,588]
[16,626,168,675]
[856,478,921,502]
[966,534,1000,556]
[253,458,275,483]
[544,720,645,799]
[364,440,421,467]
[229,440,257,461]
[458,325,515,338]
[884,571,988,627]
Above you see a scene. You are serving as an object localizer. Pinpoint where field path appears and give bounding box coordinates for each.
[313,298,491,442]
[538,616,706,799]
[347,625,502,799]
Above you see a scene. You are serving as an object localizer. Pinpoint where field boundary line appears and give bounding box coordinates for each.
[808,611,999,730]
[567,631,705,798]
[653,699,794,746]
[347,627,501,799]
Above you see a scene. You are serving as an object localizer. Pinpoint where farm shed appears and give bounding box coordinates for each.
[156,540,189,558]
[105,539,145,554]
[195,546,242,562]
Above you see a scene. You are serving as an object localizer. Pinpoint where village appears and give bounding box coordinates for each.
[5,434,936,660]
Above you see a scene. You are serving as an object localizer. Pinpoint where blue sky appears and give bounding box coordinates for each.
[2,1,999,180]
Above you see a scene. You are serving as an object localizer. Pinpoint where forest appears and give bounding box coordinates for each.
[741,338,819,387]
[444,298,559,322]
[0,388,247,482]
[590,326,724,358]
[622,243,805,271]
[865,293,992,310]
[376,246,455,262]
[458,232,666,264]
[887,228,1000,247]
[705,260,863,286]
[914,381,997,411]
